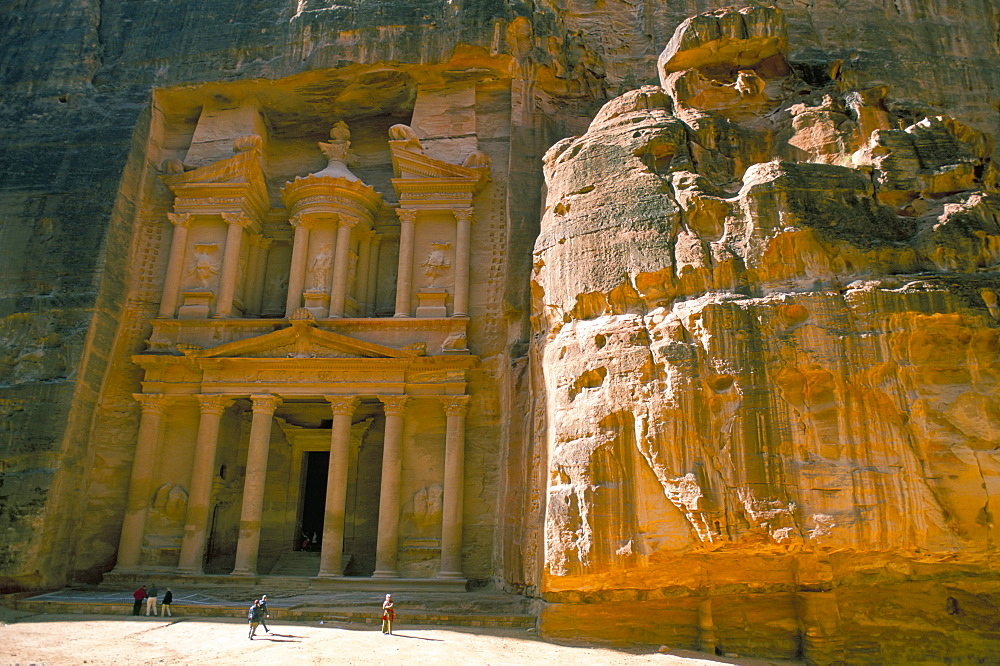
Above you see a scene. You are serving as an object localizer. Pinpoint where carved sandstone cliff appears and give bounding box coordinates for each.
[532,6,1000,661]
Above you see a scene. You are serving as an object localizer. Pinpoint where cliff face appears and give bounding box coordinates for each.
[1,0,999,660]
[532,6,1000,661]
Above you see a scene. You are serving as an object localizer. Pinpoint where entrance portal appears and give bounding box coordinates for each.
[300,451,329,551]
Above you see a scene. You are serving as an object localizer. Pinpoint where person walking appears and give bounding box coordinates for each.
[145,584,158,616]
[131,586,147,616]
[381,594,395,635]
[248,599,264,640]
[257,594,271,633]
[161,588,173,617]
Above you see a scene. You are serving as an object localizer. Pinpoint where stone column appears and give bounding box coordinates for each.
[328,215,358,318]
[438,395,470,578]
[452,207,474,317]
[232,394,282,576]
[249,236,272,316]
[365,234,381,317]
[177,394,234,573]
[285,214,311,317]
[355,229,373,314]
[157,213,192,318]
[215,212,252,318]
[115,393,168,570]
[318,395,359,577]
[373,395,408,577]
[393,209,417,317]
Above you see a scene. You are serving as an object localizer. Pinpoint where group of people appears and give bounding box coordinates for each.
[247,594,271,639]
[131,585,173,616]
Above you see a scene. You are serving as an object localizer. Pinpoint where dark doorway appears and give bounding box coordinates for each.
[300,451,329,551]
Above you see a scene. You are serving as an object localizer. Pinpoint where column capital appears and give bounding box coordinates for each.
[325,395,360,416]
[167,212,193,228]
[221,212,254,228]
[440,395,471,416]
[452,207,475,224]
[133,393,168,414]
[289,213,314,229]
[248,233,273,250]
[357,227,375,243]
[396,208,418,224]
[337,214,360,229]
[250,394,282,415]
[196,394,234,415]
[370,232,382,248]
[378,395,409,415]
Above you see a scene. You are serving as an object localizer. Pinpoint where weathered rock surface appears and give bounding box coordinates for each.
[532,5,1000,661]
[1,0,1000,662]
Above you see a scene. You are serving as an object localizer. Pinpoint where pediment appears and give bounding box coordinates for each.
[188,322,418,360]
[389,144,488,182]
[162,145,266,188]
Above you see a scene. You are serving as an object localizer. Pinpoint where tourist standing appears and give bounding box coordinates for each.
[381,594,395,635]
[131,585,147,616]
[145,583,158,616]
[161,588,173,617]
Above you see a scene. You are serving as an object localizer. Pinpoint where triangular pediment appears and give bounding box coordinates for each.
[389,143,488,182]
[190,322,417,360]
[162,146,266,188]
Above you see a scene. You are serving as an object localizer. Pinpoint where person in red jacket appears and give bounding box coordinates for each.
[131,586,147,616]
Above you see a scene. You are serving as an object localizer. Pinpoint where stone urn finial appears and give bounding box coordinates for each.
[312,121,361,181]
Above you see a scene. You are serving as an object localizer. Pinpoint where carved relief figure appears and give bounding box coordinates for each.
[308,245,333,292]
[187,243,219,289]
[421,241,451,288]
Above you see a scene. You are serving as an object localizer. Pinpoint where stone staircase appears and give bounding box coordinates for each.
[268,551,321,577]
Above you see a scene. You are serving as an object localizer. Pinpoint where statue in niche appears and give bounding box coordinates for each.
[187,243,219,290]
[411,484,443,531]
[347,251,358,293]
[311,121,361,182]
[308,245,333,292]
[421,241,451,288]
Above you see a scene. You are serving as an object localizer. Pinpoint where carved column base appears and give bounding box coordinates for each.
[302,291,330,319]
[371,570,401,579]
[315,572,344,579]
[178,291,214,319]
[230,568,256,577]
[435,570,464,579]
[175,567,203,575]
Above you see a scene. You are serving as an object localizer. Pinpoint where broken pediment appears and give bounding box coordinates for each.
[388,124,490,190]
[186,319,420,360]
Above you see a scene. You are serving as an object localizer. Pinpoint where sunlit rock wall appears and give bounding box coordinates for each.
[531,6,1000,661]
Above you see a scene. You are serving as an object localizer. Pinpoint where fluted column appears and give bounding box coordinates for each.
[365,234,381,317]
[232,394,282,576]
[215,212,252,318]
[157,213,192,318]
[285,214,311,317]
[328,215,358,318]
[318,395,359,577]
[177,394,234,573]
[452,207,474,317]
[249,236,272,316]
[438,395,470,578]
[355,229,373,314]
[393,209,417,317]
[373,395,408,577]
[115,393,168,570]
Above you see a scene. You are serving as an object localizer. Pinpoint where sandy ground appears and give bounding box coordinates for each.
[0,607,795,666]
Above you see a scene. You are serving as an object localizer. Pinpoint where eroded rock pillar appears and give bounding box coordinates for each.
[232,394,281,575]
[438,395,470,578]
[373,395,408,577]
[328,215,358,318]
[177,394,233,573]
[285,214,311,317]
[393,209,417,317]
[452,207,473,317]
[318,395,359,577]
[157,213,191,318]
[365,234,381,317]
[215,212,251,318]
[116,393,168,570]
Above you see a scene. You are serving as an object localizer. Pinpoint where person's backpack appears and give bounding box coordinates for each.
[248,604,257,620]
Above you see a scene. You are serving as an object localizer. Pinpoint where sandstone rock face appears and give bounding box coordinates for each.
[532,6,1000,661]
[1,0,999,661]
